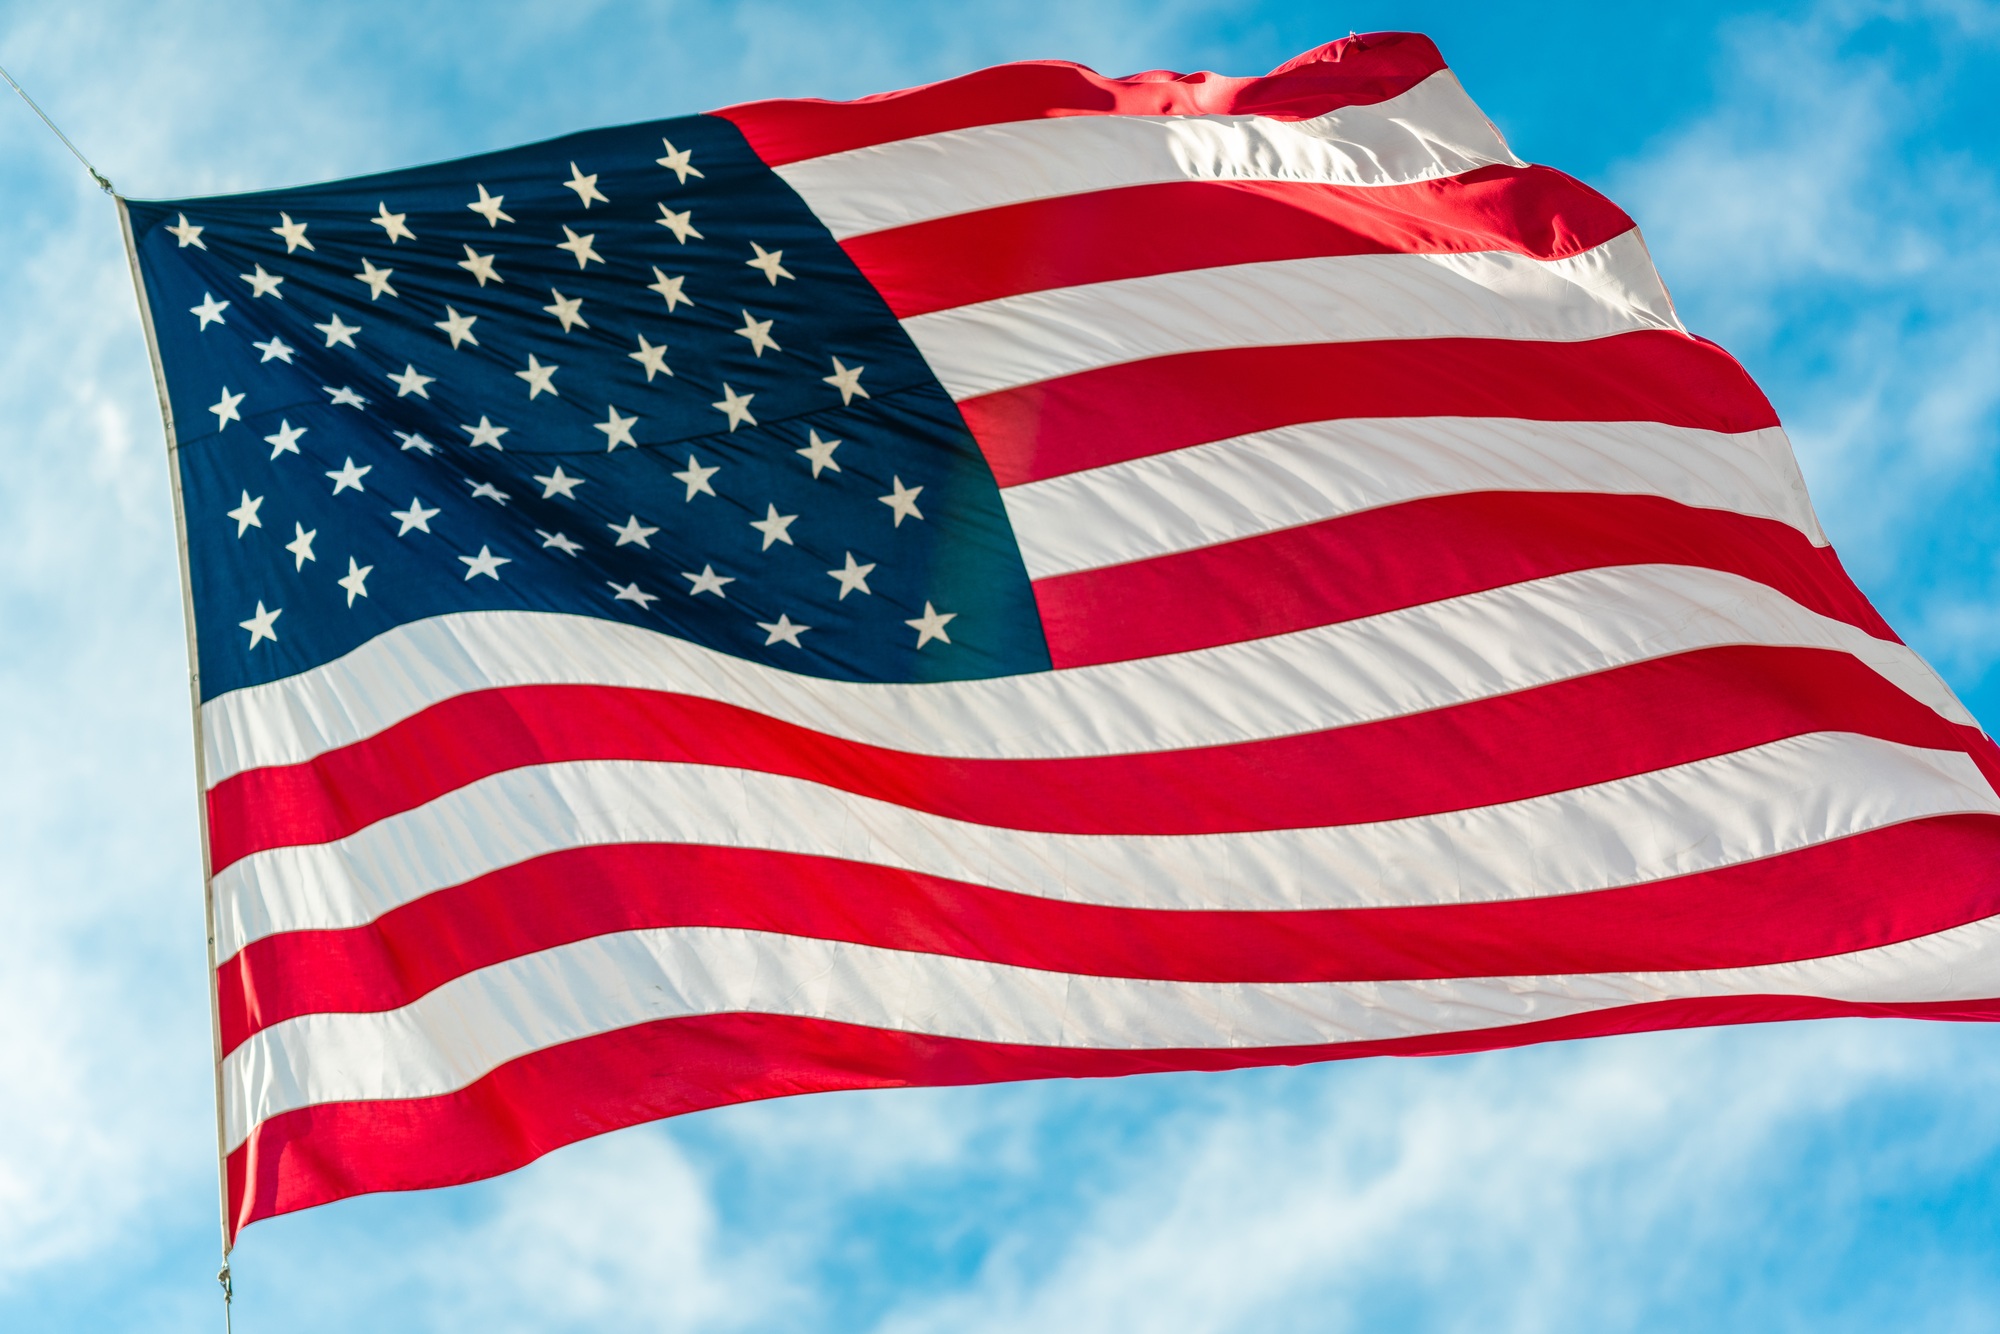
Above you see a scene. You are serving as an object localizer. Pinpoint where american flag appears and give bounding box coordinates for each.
[124,31,2000,1241]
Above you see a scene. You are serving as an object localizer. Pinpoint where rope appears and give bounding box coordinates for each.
[0,60,113,193]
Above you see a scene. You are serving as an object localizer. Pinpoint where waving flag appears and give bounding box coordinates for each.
[123,31,2000,1240]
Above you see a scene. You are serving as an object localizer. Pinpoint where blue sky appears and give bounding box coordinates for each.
[3,1,2000,1329]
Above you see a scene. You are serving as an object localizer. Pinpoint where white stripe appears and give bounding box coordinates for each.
[779,71,1519,240]
[226,906,2000,1149]
[201,566,1971,782]
[902,232,1681,401]
[1006,419,1826,580]
[214,733,2000,956]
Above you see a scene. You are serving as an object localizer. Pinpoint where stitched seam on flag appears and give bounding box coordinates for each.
[896,232,1684,402]
[999,420,1828,580]
[195,565,1970,780]
[209,733,1999,953]
[777,71,1522,239]
[220,906,2000,1151]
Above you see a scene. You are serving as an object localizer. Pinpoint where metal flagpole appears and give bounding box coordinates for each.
[0,56,234,1333]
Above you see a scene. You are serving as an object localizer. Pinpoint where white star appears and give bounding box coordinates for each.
[516,354,559,399]
[608,514,658,547]
[270,212,314,253]
[458,245,503,286]
[657,139,704,183]
[824,357,869,405]
[682,564,733,597]
[711,383,756,431]
[797,429,841,477]
[556,225,603,268]
[750,503,798,550]
[534,465,585,499]
[189,292,229,330]
[239,263,284,299]
[655,204,701,242]
[210,387,244,431]
[394,430,438,455]
[543,289,588,332]
[466,478,511,504]
[387,363,434,398]
[594,405,638,451]
[646,267,692,312]
[673,454,719,500]
[434,306,478,348]
[560,162,604,206]
[226,490,263,535]
[264,420,306,459]
[461,416,509,450]
[239,601,280,649]
[326,457,371,494]
[323,384,368,410]
[629,335,672,381]
[391,497,439,535]
[459,545,511,580]
[746,242,794,284]
[564,162,608,207]
[608,581,658,608]
[313,313,360,348]
[252,335,294,363]
[353,257,398,300]
[905,601,957,648]
[167,213,205,248]
[757,614,810,648]
[538,529,583,555]
[828,552,876,600]
[371,202,415,242]
[734,310,780,357]
[337,556,373,606]
[879,476,924,526]
[467,184,513,226]
[285,521,318,569]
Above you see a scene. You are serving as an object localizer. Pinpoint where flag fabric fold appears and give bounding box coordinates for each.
[122,30,2000,1239]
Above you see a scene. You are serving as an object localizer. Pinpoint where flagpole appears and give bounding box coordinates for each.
[115,195,237,1333]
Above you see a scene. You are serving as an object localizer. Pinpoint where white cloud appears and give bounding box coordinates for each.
[864,1026,2000,1334]
[0,0,1238,1313]
[1612,0,2000,697]
[223,1128,790,1331]
[415,1131,774,1332]
[3,4,2000,1330]
[0,116,211,1299]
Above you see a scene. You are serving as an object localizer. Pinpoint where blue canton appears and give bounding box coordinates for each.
[127,114,1051,701]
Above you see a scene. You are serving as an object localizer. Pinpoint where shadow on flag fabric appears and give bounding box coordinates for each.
[121,31,2000,1242]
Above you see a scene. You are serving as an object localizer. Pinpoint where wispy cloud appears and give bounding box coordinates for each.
[864,1027,2000,1334]
[4,2,2000,1330]
[1613,0,2000,698]
[222,1023,2000,1333]
[0,0,1249,1318]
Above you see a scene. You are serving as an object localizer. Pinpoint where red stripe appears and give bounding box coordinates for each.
[207,644,1980,871]
[963,332,1780,488]
[850,169,1635,318]
[218,813,2000,1055]
[716,33,1445,167]
[228,988,2000,1237]
[1034,491,1890,667]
